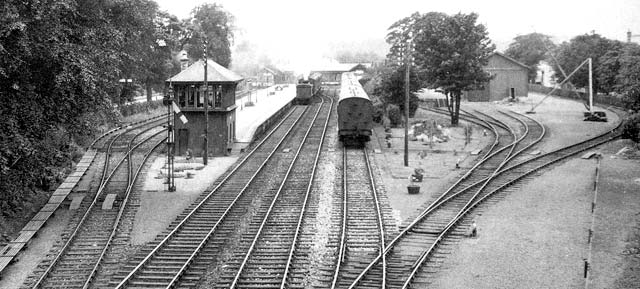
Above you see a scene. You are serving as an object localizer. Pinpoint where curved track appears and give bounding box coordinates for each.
[29,117,166,289]
[349,106,623,288]
[348,108,546,288]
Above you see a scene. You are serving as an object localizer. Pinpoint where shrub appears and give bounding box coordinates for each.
[622,113,640,143]
[387,104,402,127]
[372,102,384,123]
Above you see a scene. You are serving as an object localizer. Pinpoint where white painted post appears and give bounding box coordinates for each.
[588,58,593,114]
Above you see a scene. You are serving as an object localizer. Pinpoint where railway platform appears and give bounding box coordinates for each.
[233,84,296,151]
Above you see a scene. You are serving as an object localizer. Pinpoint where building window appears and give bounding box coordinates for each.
[197,86,203,108]
[188,85,195,107]
[215,85,222,108]
[206,85,212,108]
[178,87,186,107]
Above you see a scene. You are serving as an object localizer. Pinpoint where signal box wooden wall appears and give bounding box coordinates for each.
[167,59,243,157]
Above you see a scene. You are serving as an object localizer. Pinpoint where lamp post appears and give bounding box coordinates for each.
[203,40,209,165]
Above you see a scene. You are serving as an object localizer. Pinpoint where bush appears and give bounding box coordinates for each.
[387,104,402,127]
[119,100,163,117]
[372,102,384,123]
[622,113,640,143]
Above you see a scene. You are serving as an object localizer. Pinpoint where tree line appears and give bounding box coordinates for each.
[373,12,640,129]
[0,0,234,217]
[505,32,640,111]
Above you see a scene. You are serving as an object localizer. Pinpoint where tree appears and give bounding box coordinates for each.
[107,0,173,103]
[0,0,191,218]
[0,0,130,216]
[385,12,425,67]
[373,65,421,121]
[615,43,640,111]
[596,49,623,94]
[553,33,623,93]
[183,3,235,68]
[413,12,494,125]
[504,33,555,82]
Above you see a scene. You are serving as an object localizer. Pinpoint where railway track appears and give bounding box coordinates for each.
[329,146,388,288]
[347,108,546,288]
[222,93,333,288]
[27,117,166,289]
[349,107,623,288]
[111,99,323,288]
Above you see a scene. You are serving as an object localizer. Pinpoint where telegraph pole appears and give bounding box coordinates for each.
[203,40,209,165]
[404,37,412,167]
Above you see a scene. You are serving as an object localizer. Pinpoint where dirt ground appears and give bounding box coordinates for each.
[370,93,640,288]
[590,140,640,289]
[369,108,490,226]
[131,155,238,245]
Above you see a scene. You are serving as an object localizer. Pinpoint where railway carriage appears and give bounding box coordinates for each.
[337,72,373,146]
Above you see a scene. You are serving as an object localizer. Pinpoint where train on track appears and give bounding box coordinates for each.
[294,72,322,105]
[338,72,373,146]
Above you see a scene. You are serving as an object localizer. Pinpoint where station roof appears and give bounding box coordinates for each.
[311,63,366,73]
[262,66,284,76]
[168,59,243,83]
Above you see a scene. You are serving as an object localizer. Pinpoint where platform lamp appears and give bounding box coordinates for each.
[163,82,176,192]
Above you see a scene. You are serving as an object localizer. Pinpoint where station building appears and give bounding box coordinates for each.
[311,63,368,85]
[167,59,243,157]
[466,52,530,102]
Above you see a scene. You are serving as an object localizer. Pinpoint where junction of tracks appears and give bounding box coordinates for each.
[1,91,638,289]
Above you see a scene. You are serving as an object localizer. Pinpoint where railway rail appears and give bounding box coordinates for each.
[223,93,333,288]
[28,117,166,289]
[347,108,546,288]
[349,107,623,288]
[111,97,325,288]
[330,146,388,288]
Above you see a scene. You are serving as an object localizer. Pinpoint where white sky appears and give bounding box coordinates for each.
[156,0,640,71]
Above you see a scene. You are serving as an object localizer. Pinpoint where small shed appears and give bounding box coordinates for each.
[257,66,293,86]
[466,52,530,102]
[168,59,243,157]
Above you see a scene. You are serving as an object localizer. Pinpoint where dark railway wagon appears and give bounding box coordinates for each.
[294,72,322,105]
[337,72,372,146]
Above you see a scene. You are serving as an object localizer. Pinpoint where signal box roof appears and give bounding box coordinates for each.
[168,59,243,83]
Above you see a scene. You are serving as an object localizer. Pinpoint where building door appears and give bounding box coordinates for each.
[178,129,189,155]
[510,87,516,99]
